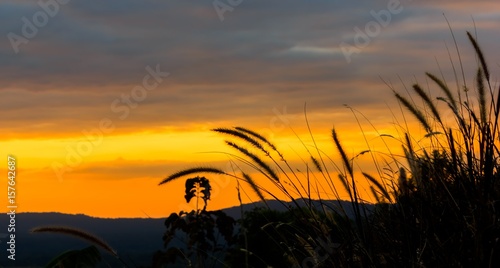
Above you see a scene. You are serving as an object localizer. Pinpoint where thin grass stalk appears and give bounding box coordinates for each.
[31,226,119,257]
[467,31,490,83]
[444,15,467,94]
[235,182,250,268]
[492,85,500,142]
[332,128,354,179]
[470,27,497,137]
[412,84,443,125]
[426,72,458,111]
[159,167,226,185]
[332,127,365,243]
[225,141,279,182]
[403,133,420,189]
[445,42,466,122]
[212,128,269,155]
[234,126,277,152]
[290,128,343,205]
[346,105,393,200]
[338,174,351,200]
[214,127,306,198]
[448,129,460,182]
[362,172,392,202]
[236,126,308,198]
[224,141,309,214]
[231,128,316,208]
[223,127,303,190]
[285,152,310,199]
[369,186,381,203]
[476,68,487,127]
[241,172,267,204]
[332,128,358,208]
[304,105,339,200]
[394,91,432,132]
[311,156,322,172]
[224,129,306,198]
[302,103,354,215]
[233,126,302,185]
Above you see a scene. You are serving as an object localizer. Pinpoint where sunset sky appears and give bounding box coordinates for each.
[1,0,500,218]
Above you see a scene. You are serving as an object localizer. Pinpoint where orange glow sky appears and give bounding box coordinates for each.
[2,0,500,218]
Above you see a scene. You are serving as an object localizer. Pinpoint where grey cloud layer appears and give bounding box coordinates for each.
[1,0,498,136]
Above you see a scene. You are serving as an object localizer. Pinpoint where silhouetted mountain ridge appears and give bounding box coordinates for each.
[0,199,374,267]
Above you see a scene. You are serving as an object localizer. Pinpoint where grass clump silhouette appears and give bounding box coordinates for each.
[159,32,499,267]
[375,31,500,267]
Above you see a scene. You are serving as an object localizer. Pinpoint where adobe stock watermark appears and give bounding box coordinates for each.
[339,0,412,63]
[257,106,294,141]
[213,0,243,22]
[7,0,70,54]
[51,64,169,182]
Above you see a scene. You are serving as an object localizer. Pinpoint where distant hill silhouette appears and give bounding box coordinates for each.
[0,199,373,267]
[222,198,374,219]
[0,212,165,267]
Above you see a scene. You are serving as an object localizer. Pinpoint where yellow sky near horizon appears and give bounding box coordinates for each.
[2,1,499,218]
[2,112,422,218]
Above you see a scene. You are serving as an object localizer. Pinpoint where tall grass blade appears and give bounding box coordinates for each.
[369,186,381,203]
[331,128,353,178]
[241,172,267,203]
[362,172,392,202]
[159,167,225,185]
[426,73,457,111]
[338,174,350,195]
[476,68,487,126]
[412,84,442,123]
[394,91,432,132]
[31,226,118,257]
[467,31,490,82]
[234,126,278,151]
[311,156,323,172]
[213,128,269,155]
[397,167,408,196]
[444,14,467,90]
[225,141,280,182]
